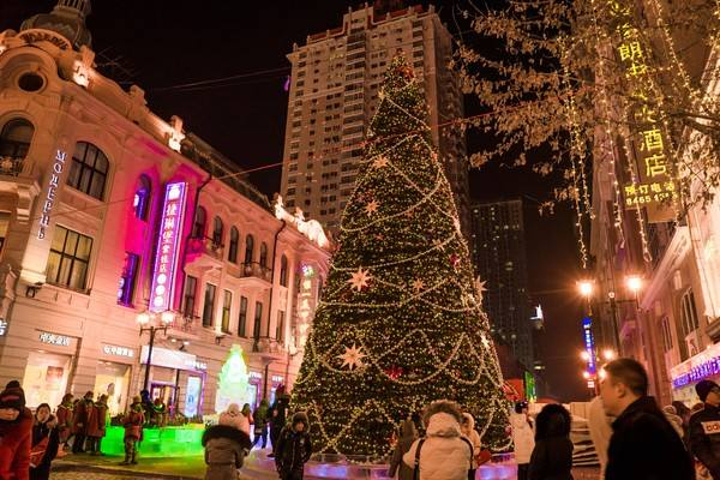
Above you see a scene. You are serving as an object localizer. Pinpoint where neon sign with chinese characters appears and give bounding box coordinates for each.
[582,317,597,375]
[149,181,188,313]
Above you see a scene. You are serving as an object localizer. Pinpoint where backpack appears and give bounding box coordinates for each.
[412,436,474,480]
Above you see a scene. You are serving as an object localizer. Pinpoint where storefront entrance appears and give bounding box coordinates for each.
[94,361,131,416]
[22,351,72,408]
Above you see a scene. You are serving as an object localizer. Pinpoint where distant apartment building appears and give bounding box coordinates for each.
[470,199,533,369]
[280,4,469,235]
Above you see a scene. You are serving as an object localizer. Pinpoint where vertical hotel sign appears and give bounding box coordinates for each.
[149,181,187,313]
[37,149,67,240]
[582,317,597,375]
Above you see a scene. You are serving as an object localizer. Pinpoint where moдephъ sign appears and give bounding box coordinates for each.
[37,149,67,240]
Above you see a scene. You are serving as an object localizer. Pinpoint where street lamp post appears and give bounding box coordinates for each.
[138,311,175,392]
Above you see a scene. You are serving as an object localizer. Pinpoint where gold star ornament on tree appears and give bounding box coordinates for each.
[412,278,425,293]
[337,343,367,370]
[348,267,372,291]
[372,156,389,169]
[365,200,380,215]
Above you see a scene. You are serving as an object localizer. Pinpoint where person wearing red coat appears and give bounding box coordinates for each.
[121,397,144,465]
[55,394,73,450]
[85,395,108,456]
[0,380,33,480]
[71,391,94,454]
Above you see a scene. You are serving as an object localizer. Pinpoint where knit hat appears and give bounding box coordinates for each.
[697,380,719,402]
[0,381,26,412]
[695,380,718,402]
[292,411,309,429]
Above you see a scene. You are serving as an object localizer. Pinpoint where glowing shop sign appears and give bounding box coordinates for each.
[582,317,597,375]
[0,319,7,336]
[102,344,135,358]
[37,149,67,240]
[149,182,188,313]
[39,331,70,347]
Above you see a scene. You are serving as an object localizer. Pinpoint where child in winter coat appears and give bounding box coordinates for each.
[202,423,251,480]
[510,402,536,480]
[460,413,483,480]
[0,380,33,480]
[528,404,573,480]
[121,396,145,465]
[219,403,250,435]
[388,419,418,480]
[30,403,60,480]
[275,412,313,480]
[402,400,473,480]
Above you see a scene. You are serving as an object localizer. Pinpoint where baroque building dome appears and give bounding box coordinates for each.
[20,0,92,50]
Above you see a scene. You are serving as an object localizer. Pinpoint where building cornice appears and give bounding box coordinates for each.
[639,226,691,310]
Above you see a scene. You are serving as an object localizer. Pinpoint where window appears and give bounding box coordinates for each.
[681,289,700,337]
[192,207,206,238]
[212,216,224,247]
[276,311,285,342]
[280,255,289,287]
[46,226,93,291]
[222,290,232,333]
[117,252,139,306]
[661,316,673,352]
[260,242,268,268]
[253,302,263,339]
[182,275,198,319]
[67,142,109,200]
[0,118,34,161]
[238,296,248,337]
[202,283,217,327]
[133,175,151,221]
[228,227,239,263]
[245,234,255,264]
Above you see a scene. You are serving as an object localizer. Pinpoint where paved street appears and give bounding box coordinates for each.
[51,473,142,480]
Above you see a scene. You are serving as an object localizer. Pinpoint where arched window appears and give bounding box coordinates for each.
[280,255,289,287]
[244,234,254,264]
[228,227,239,263]
[212,216,224,247]
[67,141,109,200]
[133,175,151,220]
[0,119,34,164]
[260,242,268,268]
[192,207,206,238]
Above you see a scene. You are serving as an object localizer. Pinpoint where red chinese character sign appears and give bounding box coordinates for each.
[149,181,188,313]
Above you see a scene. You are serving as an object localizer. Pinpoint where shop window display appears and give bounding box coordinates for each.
[22,351,71,408]
[94,361,130,416]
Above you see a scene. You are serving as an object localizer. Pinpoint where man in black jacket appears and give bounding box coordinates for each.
[600,358,694,480]
[275,412,312,480]
[689,379,720,479]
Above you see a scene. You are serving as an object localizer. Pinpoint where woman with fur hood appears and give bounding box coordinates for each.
[528,404,574,480]
[0,381,33,480]
[402,400,473,480]
[511,402,536,480]
[460,413,483,480]
[218,404,250,436]
[202,422,251,480]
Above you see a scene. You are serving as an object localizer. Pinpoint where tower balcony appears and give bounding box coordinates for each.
[227,262,272,289]
[185,236,224,268]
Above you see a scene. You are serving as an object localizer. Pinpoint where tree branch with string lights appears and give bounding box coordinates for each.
[289,54,511,458]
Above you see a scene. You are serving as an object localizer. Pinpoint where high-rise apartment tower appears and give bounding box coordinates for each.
[280,4,469,235]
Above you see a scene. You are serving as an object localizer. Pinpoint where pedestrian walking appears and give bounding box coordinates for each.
[269,385,290,457]
[460,413,482,480]
[55,394,73,451]
[689,379,720,480]
[274,412,312,480]
[663,405,685,439]
[202,422,251,480]
[586,395,612,477]
[29,404,60,480]
[388,419,417,480]
[601,358,694,480]
[252,399,269,449]
[71,391,94,453]
[510,401,535,480]
[219,403,250,436]
[402,400,473,480]
[86,394,108,455]
[121,396,145,466]
[528,403,573,480]
[0,380,33,480]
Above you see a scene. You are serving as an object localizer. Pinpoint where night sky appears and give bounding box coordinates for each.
[2,0,590,401]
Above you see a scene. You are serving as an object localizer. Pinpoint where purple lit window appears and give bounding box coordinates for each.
[117,252,139,306]
[133,175,151,221]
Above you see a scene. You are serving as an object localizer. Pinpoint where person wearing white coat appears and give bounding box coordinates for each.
[403,400,473,480]
[510,402,535,480]
[461,412,482,480]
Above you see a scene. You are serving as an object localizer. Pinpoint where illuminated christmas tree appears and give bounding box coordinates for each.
[290,54,510,457]
[215,344,250,413]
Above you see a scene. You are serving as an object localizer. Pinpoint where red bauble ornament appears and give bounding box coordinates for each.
[385,365,404,380]
[449,254,460,268]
